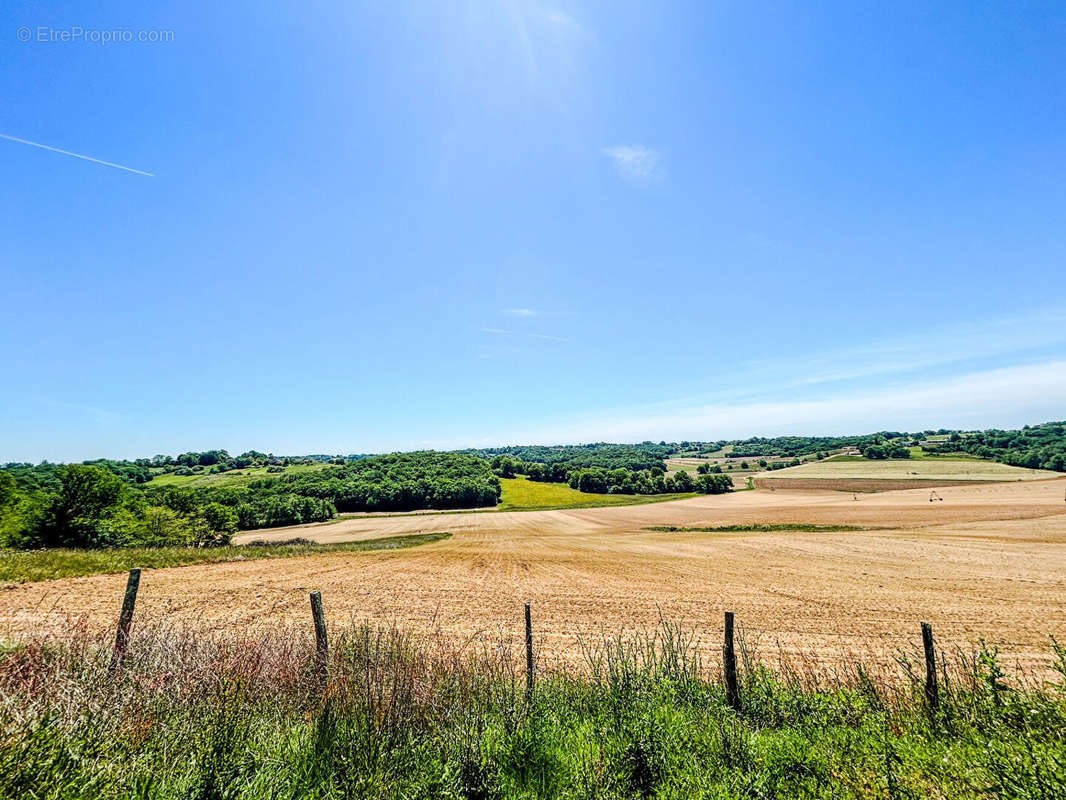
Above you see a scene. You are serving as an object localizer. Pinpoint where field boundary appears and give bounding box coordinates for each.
[0,532,452,585]
[755,477,1000,491]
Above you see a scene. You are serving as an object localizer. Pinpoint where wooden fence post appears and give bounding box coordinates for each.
[310,591,328,684]
[921,621,938,710]
[723,610,741,711]
[109,568,141,673]
[524,602,535,700]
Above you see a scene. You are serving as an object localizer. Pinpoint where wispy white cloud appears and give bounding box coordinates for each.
[479,327,568,343]
[496,0,586,97]
[602,144,660,179]
[502,307,538,317]
[512,360,1066,444]
[544,9,580,30]
[529,333,569,342]
[726,308,1066,397]
[0,133,154,177]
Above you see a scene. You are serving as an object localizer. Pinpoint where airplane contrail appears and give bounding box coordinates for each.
[0,133,154,177]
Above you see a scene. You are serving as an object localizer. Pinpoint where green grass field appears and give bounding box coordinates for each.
[497,477,696,511]
[665,453,815,477]
[0,532,450,584]
[905,446,984,460]
[664,457,714,476]
[146,462,333,488]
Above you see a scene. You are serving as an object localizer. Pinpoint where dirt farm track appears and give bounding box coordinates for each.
[3,479,1066,672]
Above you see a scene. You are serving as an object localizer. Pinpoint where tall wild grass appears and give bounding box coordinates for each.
[0,618,1063,798]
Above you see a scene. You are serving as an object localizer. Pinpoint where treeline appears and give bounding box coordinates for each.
[858,442,911,459]
[673,422,1066,471]
[0,465,241,550]
[138,485,337,533]
[756,458,803,471]
[1,459,158,489]
[484,454,731,496]
[0,450,360,489]
[923,421,1066,471]
[136,450,353,478]
[0,452,497,550]
[271,452,501,512]
[567,468,733,495]
[7,421,1061,552]
[727,434,905,458]
[728,422,1066,470]
[468,443,673,472]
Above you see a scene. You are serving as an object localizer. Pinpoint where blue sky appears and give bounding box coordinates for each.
[2,1,1065,462]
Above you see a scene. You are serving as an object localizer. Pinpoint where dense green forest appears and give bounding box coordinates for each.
[0,465,246,551]
[723,422,1066,470]
[467,443,673,472]
[661,422,1066,470]
[0,452,498,550]
[566,467,733,495]
[726,433,906,458]
[922,421,1066,471]
[264,452,501,513]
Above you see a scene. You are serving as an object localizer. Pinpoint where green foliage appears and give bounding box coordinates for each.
[696,473,733,493]
[0,464,247,551]
[470,443,673,472]
[38,465,126,548]
[0,453,497,548]
[480,445,742,498]
[233,495,336,530]
[0,473,16,509]
[706,422,1066,472]
[200,502,238,536]
[727,434,894,458]
[861,443,911,460]
[277,452,501,512]
[563,467,733,496]
[923,420,1066,471]
[763,458,802,471]
[105,506,202,548]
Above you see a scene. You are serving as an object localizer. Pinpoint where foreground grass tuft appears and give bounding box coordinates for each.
[0,532,451,584]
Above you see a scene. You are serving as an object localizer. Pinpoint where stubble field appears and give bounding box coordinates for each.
[2,478,1064,673]
[757,457,1058,482]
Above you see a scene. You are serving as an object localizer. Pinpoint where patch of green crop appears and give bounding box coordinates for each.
[498,477,697,511]
[0,532,451,584]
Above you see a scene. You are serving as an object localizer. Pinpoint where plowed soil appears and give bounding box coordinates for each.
[3,479,1065,672]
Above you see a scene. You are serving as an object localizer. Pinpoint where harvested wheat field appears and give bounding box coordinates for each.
[756,458,1059,491]
[3,478,1065,673]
